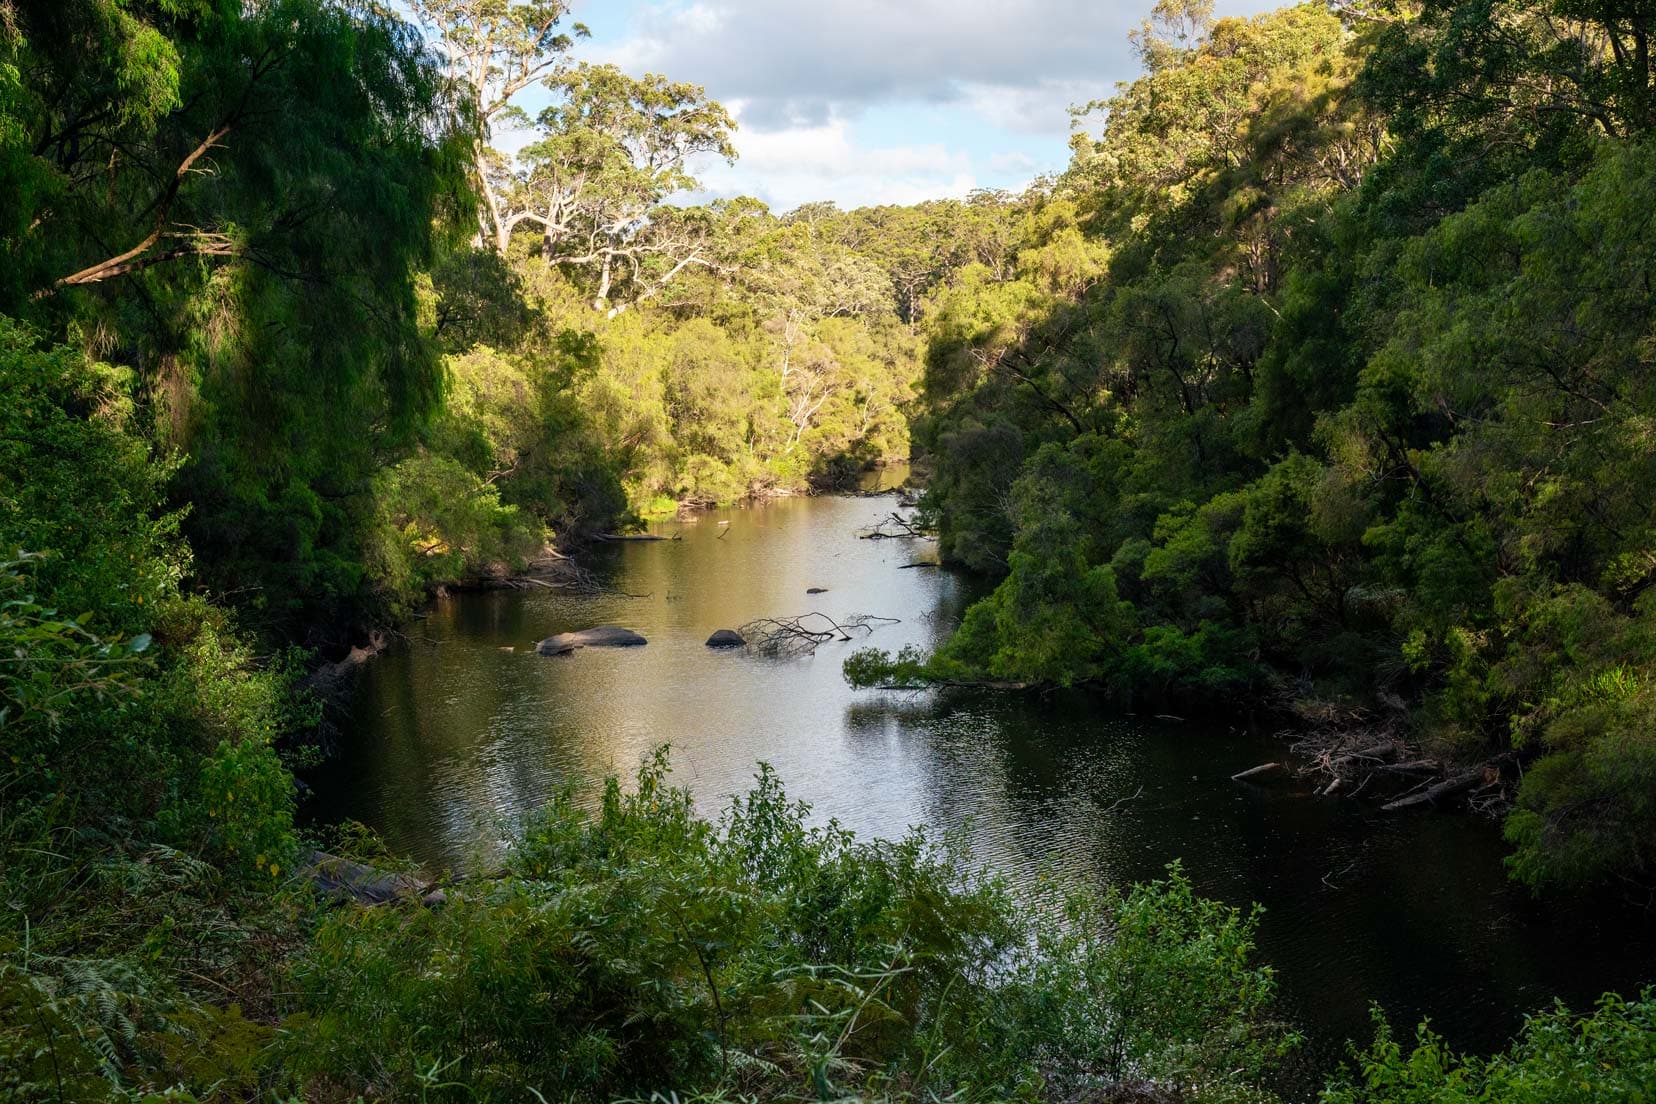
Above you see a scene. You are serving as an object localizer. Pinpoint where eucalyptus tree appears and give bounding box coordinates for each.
[739,216,896,450]
[504,63,737,312]
[409,0,590,249]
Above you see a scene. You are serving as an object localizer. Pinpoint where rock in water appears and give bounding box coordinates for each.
[536,626,648,655]
[706,629,745,648]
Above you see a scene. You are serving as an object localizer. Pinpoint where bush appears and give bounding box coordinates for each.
[287,751,1294,1102]
[0,324,305,1100]
[1322,992,1656,1103]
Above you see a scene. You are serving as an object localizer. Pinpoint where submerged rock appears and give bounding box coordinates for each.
[706,629,746,648]
[536,626,648,655]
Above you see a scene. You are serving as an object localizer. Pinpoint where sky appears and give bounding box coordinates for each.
[504,0,1273,213]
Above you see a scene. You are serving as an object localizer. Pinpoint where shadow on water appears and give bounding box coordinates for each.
[304,478,1653,1099]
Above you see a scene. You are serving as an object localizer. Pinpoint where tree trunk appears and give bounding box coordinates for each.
[593,253,614,309]
[477,146,508,253]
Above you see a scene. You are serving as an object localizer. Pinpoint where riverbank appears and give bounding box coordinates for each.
[303,491,1655,1091]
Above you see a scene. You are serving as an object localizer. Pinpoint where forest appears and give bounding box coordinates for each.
[2,0,1654,1099]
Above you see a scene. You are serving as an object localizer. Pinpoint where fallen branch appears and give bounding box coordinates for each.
[1374,760,1440,775]
[1100,785,1145,815]
[1230,762,1281,783]
[597,531,679,542]
[738,612,900,657]
[858,513,931,540]
[300,850,445,908]
[488,557,647,599]
[1381,766,1488,812]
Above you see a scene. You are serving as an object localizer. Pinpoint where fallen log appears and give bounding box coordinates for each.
[870,679,1031,691]
[299,631,389,699]
[1381,767,1485,812]
[1375,760,1440,775]
[1230,762,1282,782]
[1330,742,1398,768]
[301,850,444,907]
[597,532,678,542]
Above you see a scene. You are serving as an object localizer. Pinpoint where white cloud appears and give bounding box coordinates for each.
[688,114,978,211]
[595,0,1143,130]
[576,0,1276,206]
[958,78,1115,135]
[987,150,1038,175]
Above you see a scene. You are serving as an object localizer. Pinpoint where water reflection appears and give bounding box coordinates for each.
[306,488,1653,1098]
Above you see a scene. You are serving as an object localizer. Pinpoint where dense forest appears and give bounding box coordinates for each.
[2,0,1654,1100]
[852,0,1656,896]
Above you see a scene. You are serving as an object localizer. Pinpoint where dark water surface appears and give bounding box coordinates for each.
[308,484,1653,1097]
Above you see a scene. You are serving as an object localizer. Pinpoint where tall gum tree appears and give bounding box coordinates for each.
[409,0,589,250]
[507,63,737,313]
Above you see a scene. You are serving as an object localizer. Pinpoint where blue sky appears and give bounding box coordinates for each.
[506,0,1275,212]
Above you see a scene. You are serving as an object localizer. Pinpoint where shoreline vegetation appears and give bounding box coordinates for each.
[4,0,1656,1098]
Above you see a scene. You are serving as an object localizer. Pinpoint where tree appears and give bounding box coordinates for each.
[742,217,895,450]
[410,0,589,249]
[3,0,475,633]
[506,64,737,311]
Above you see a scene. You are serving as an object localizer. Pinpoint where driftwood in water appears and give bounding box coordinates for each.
[1330,742,1399,769]
[898,560,939,569]
[301,851,445,907]
[1381,766,1488,811]
[867,678,1031,691]
[1230,762,1281,782]
[597,531,679,542]
[499,557,646,599]
[1375,760,1440,775]
[738,611,900,657]
[300,631,389,699]
[858,513,929,540]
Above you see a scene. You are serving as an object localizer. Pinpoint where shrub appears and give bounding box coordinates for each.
[287,751,1293,1102]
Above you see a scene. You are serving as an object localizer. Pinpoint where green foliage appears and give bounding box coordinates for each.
[287,753,1293,1102]
[1322,992,1656,1103]
[0,318,301,1101]
[885,0,1656,892]
[2,0,475,639]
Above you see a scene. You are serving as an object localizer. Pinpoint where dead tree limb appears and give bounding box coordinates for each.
[1378,756,1518,812]
[858,513,931,540]
[738,612,900,657]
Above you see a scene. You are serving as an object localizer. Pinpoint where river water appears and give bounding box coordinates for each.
[306,483,1653,1096]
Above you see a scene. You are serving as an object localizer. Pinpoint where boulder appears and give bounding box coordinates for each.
[706,629,746,648]
[536,625,647,655]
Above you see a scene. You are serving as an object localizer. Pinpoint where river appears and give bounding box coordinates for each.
[305,482,1653,1097]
